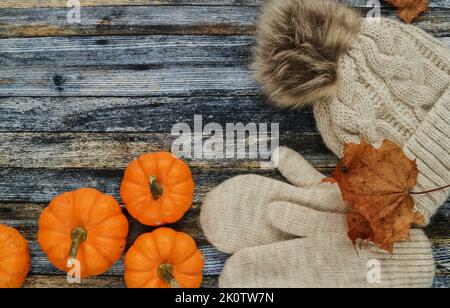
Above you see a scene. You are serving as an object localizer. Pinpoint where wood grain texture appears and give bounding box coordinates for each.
[0,5,449,38]
[0,0,448,289]
[0,0,449,9]
[0,66,257,97]
[0,36,448,97]
[0,167,295,204]
[0,35,254,67]
[0,35,448,67]
[0,132,336,169]
[0,96,315,133]
[22,275,219,288]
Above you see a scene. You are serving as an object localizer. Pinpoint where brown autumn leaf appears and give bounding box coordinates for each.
[347,211,373,246]
[386,0,429,23]
[332,140,425,253]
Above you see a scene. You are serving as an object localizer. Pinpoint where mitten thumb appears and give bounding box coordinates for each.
[274,146,326,186]
[266,201,347,237]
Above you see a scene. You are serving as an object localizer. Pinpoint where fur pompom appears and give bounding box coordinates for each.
[253,0,362,109]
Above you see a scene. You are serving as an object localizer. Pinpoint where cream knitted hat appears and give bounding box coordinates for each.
[253,0,450,222]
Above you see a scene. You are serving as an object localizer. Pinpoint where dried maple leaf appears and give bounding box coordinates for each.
[386,0,429,23]
[332,140,425,253]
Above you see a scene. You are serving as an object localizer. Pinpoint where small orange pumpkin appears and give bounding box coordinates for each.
[38,188,129,278]
[0,225,30,288]
[120,152,195,226]
[125,228,204,288]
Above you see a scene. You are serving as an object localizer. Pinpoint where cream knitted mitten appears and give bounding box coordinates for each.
[253,0,450,223]
[200,147,346,254]
[216,150,435,288]
[220,212,434,288]
[202,148,436,287]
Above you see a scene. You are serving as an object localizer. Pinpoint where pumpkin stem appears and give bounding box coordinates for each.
[150,176,164,199]
[157,263,180,288]
[67,226,87,267]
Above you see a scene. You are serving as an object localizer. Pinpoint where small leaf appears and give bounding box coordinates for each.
[386,0,429,23]
[332,140,425,253]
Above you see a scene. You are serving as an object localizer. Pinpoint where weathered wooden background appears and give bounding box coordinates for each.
[0,0,448,288]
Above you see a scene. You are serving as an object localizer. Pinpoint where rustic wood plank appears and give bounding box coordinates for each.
[0,6,257,37]
[1,35,448,67]
[1,167,342,204]
[427,203,450,238]
[0,35,254,67]
[0,66,257,97]
[0,6,448,38]
[0,0,261,9]
[0,132,336,169]
[0,168,285,204]
[433,275,450,288]
[22,274,218,288]
[0,96,315,133]
[22,275,127,288]
[6,0,251,9]
[0,36,448,97]
[0,0,448,9]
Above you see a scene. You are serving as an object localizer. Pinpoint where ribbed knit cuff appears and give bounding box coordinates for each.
[404,87,450,223]
[374,230,435,288]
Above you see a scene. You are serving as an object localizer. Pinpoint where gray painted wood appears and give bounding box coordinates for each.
[0,167,305,204]
[0,5,449,38]
[0,36,448,97]
[0,66,258,97]
[0,132,337,169]
[0,96,316,133]
[22,275,219,288]
[0,39,448,97]
[0,35,448,67]
[0,35,254,67]
[0,0,449,8]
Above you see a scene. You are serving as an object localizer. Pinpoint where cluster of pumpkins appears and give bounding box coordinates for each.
[0,152,204,288]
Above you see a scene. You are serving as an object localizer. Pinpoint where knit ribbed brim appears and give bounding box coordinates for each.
[219,229,434,288]
[404,87,450,222]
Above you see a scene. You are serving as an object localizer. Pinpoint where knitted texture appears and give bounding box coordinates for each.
[202,148,435,287]
[220,227,435,288]
[200,147,346,254]
[201,175,349,253]
[314,19,450,222]
[253,0,450,223]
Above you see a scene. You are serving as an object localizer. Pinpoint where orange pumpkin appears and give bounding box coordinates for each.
[0,225,30,288]
[120,152,195,226]
[38,188,129,278]
[125,228,204,288]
